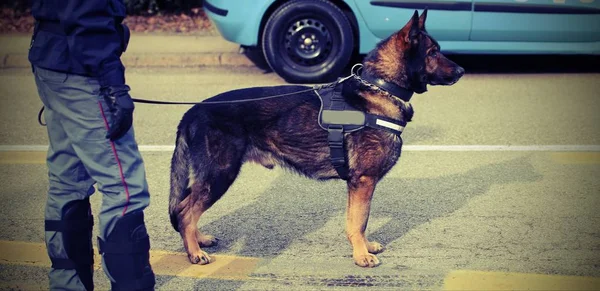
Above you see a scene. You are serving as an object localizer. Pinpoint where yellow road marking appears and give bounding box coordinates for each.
[551,152,600,164]
[0,151,47,164]
[0,240,259,281]
[444,270,600,291]
[0,282,47,291]
[148,249,260,280]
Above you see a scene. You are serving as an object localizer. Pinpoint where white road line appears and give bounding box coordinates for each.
[403,145,600,151]
[1,145,599,152]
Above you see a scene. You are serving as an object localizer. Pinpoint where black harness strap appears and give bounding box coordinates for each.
[326,82,352,180]
[316,77,410,180]
[327,125,348,179]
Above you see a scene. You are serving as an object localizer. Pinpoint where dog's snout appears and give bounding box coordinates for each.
[454,66,465,77]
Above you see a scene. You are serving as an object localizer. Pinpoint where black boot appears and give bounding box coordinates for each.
[45,198,95,291]
[98,211,155,291]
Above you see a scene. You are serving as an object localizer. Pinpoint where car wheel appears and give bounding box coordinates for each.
[241,45,271,72]
[262,0,354,83]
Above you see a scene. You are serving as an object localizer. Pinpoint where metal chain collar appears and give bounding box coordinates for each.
[346,64,411,104]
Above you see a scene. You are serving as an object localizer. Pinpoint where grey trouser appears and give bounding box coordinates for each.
[34,66,151,290]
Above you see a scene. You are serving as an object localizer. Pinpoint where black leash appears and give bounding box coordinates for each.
[130,87,320,105]
[37,86,325,126]
[38,106,46,126]
[130,99,199,105]
[131,98,200,105]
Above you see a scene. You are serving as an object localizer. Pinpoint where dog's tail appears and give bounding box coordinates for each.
[169,127,191,232]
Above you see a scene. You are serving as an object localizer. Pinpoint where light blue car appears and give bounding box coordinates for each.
[204,0,600,83]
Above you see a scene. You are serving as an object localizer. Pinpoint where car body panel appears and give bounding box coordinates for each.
[326,0,383,54]
[352,0,473,41]
[471,0,600,42]
[203,0,274,46]
[440,40,600,54]
[203,0,600,56]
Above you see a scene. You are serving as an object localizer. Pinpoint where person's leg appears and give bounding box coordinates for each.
[35,66,155,290]
[34,66,96,291]
[94,83,156,291]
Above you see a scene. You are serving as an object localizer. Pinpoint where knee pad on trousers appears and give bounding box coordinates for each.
[98,211,155,291]
[45,198,94,291]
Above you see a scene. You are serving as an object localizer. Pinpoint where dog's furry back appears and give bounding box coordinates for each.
[168,85,333,231]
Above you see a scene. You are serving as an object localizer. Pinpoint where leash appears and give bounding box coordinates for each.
[38,106,46,126]
[130,87,321,105]
[37,86,330,126]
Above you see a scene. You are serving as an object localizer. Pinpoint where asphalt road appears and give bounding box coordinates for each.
[0,64,599,290]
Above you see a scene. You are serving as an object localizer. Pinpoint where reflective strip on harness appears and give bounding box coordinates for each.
[364,114,406,136]
[376,119,404,132]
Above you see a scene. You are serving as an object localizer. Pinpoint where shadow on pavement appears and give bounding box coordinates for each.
[197,155,542,259]
[369,155,542,246]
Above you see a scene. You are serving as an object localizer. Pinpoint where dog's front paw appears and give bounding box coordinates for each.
[188,250,213,265]
[367,241,385,254]
[353,253,380,268]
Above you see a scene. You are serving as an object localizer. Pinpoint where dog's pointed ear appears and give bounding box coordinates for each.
[398,10,421,47]
[407,10,420,46]
[419,8,428,31]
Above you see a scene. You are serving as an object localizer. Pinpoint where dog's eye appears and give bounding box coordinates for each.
[430,50,438,57]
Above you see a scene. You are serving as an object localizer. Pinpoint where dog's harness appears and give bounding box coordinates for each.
[315,66,414,180]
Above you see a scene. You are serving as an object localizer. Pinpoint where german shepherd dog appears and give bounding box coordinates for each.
[169,9,464,268]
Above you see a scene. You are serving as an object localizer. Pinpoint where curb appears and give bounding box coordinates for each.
[1,52,256,69]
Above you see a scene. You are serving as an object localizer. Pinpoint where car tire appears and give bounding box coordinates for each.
[241,45,271,72]
[262,0,354,83]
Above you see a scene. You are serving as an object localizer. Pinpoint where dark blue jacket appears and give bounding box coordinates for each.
[28,0,130,88]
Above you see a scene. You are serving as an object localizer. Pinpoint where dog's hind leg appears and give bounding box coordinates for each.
[345,176,384,268]
[180,135,245,264]
[177,182,214,264]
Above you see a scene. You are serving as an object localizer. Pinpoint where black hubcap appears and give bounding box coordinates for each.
[284,18,333,67]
